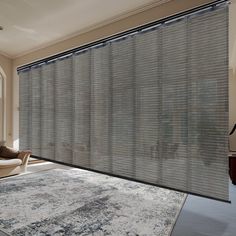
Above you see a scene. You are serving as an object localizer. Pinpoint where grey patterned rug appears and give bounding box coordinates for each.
[0,168,186,236]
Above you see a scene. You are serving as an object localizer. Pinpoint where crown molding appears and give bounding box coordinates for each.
[13,0,170,59]
[0,50,14,59]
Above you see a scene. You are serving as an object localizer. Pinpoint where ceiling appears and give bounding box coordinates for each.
[0,0,168,58]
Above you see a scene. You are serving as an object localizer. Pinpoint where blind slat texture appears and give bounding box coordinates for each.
[19,5,229,201]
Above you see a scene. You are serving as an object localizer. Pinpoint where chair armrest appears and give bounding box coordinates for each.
[17,150,32,166]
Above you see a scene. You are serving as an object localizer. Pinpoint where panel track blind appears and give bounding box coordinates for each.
[19,5,229,201]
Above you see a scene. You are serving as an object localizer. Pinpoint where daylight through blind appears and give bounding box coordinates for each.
[18,4,229,201]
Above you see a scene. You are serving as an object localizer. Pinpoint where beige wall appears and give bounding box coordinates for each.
[0,54,12,146]
[9,0,235,149]
[229,69,236,151]
[229,0,236,151]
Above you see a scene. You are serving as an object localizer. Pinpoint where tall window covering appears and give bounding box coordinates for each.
[19,5,229,201]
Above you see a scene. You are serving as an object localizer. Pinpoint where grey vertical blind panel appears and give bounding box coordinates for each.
[18,5,229,201]
[31,68,41,156]
[111,37,135,178]
[41,63,55,159]
[73,52,91,167]
[19,71,31,150]
[135,29,161,183]
[187,7,229,200]
[90,45,111,172]
[55,57,73,163]
[161,20,189,190]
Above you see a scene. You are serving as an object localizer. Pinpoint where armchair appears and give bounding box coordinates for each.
[0,146,31,178]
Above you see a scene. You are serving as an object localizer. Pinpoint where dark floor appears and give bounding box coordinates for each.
[172,181,236,236]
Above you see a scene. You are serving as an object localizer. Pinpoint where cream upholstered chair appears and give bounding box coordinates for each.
[0,146,31,178]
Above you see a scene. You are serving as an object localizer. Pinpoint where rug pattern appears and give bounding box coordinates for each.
[0,168,186,236]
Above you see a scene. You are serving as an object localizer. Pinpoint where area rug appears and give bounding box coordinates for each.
[0,168,186,236]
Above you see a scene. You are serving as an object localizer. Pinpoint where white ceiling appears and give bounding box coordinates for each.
[0,0,168,58]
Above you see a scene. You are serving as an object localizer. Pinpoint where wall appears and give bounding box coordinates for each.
[229,69,236,151]
[229,0,236,151]
[11,0,234,149]
[0,54,12,146]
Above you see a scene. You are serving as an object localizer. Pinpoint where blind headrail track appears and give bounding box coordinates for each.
[17,0,228,72]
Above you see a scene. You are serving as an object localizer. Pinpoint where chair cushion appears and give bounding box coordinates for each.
[0,146,19,158]
[0,158,22,168]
